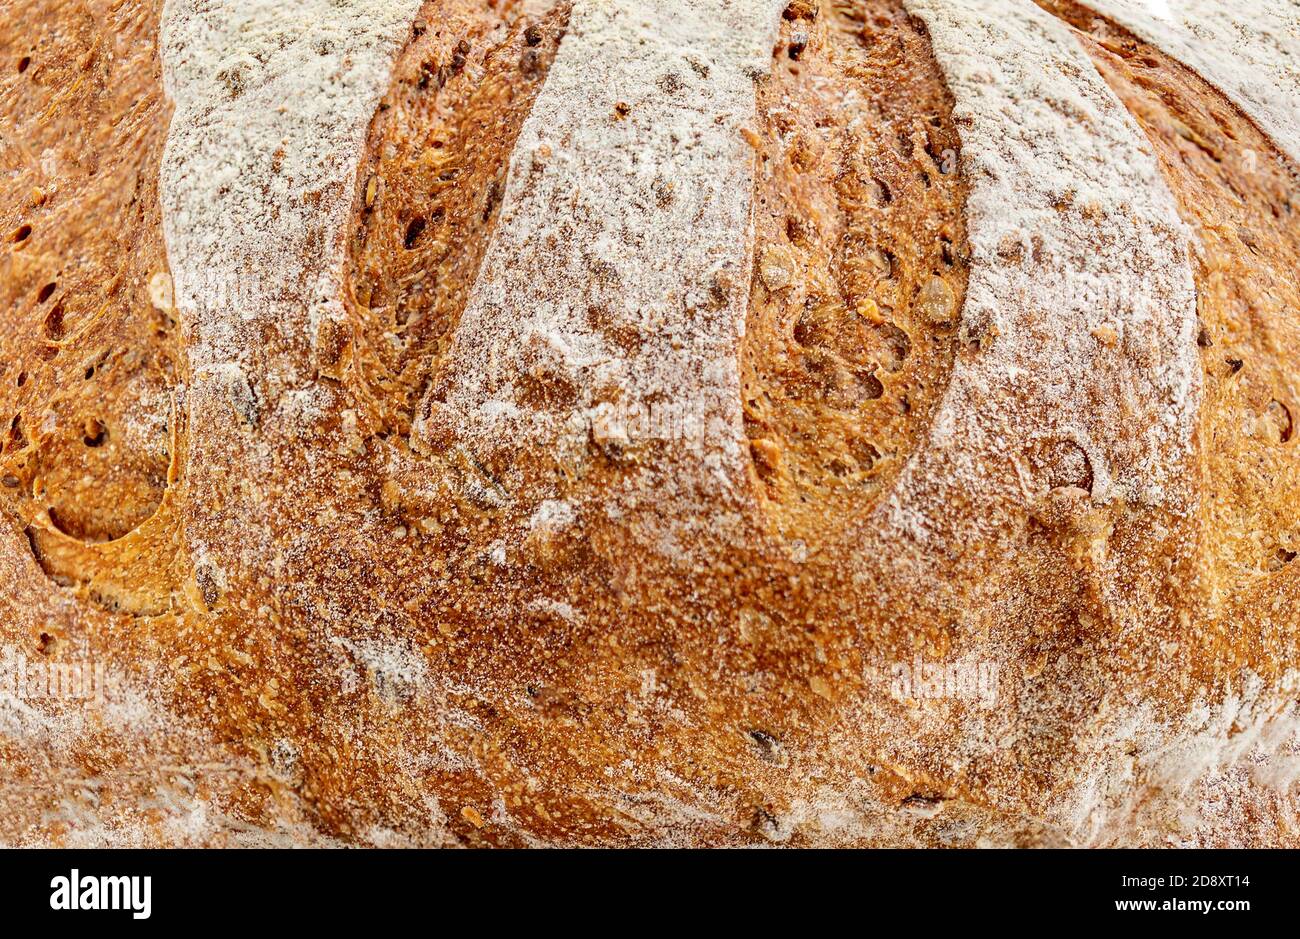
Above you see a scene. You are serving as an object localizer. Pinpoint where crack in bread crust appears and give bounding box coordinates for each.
[1072,0,1300,164]
[1039,0,1300,686]
[341,2,571,440]
[0,0,182,610]
[0,0,175,536]
[742,0,970,542]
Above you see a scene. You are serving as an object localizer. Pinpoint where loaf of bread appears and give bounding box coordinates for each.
[1,0,1297,846]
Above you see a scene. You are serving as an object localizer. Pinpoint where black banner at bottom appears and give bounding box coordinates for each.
[0,848,1287,926]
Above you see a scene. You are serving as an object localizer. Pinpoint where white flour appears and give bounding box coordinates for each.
[1083,0,1300,163]
[414,0,787,518]
[890,0,1199,534]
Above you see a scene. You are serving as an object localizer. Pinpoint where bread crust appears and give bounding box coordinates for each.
[0,0,1296,847]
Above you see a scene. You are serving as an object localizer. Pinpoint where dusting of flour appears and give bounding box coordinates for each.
[158,0,423,383]
[1081,0,1300,163]
[415,0,787,518]
[887,0,1200,542]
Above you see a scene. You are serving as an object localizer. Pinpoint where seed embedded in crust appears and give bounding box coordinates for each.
[918,275,955,325]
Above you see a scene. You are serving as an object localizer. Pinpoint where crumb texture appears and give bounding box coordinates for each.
[0,0,178,568]
[342,3,570,439]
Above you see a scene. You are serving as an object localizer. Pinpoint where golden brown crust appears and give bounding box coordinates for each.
[0,0,178,556]
[343,3,571,438]
[743,0,969,542]
[0,0,1296,848]
[1040,0,1300,676]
